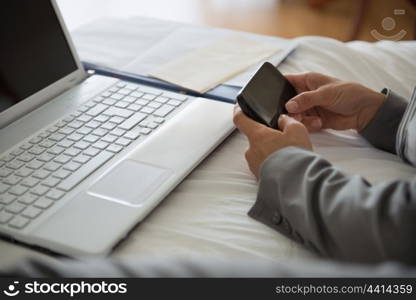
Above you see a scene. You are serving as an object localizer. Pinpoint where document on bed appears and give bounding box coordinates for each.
[147,35,282,93]
[70,17,297,89]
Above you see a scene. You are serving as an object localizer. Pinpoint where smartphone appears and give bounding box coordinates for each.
[237,62,297,128]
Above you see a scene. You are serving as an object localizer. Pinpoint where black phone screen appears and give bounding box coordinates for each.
[237,62,297,127]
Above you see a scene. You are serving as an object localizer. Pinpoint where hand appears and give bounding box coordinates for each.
[233,106,312,178]
[284,72,386,132]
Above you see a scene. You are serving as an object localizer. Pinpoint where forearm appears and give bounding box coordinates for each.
[250,147,416,264]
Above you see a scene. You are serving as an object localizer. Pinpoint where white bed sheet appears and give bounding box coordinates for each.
[1,30,415,268]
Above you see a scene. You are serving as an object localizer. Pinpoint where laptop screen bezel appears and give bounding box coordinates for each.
[0,0,86,129]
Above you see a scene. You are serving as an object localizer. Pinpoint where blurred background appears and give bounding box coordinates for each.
[58,0,415,42]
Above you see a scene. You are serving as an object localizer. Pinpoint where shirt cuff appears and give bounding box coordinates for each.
[360,89,408,154]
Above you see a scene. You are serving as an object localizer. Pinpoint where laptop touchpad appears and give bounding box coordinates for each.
[88,160,172,206]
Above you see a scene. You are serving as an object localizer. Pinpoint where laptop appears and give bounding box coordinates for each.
[0,0,234,257]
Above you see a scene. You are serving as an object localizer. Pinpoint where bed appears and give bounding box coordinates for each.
[0,17,415,269]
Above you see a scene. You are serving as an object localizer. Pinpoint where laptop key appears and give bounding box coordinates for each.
[6,202,25,214]
[41,177,60,188]
[162,91,188,101]
[48,133,66,142]
[0,168,13,177]
[124,130,140,140]
[92,141,109,150]
[57,151,113,192]
[43,162,61,172]
[6,160,24,170]
[0,183,10,194]
[46,189,65,200]
[83,134,100,143]
[110,93,124,101]
[32,169,50,180]
[63,162,81,172]
[3,175,21,185]
[31,186,50,196]
[0,193,15,204]
[73,141,90,150]
[118,113,147,130]
[106,144,123,153]
[140,128,152,135]
[139,86,162,95]
[15,167,33,177]
[8,185,28,196]
[115,101,129,109]
[29,136,42,144]
[109,128,125,137]
[20,177,40,188]
[47,145,66,155]
[76,115,92,123]
[101,135,118,144]
[77,126,93,135]
[153,105,175,117]
[67,133,84,141]
[141,107,155,114]
[17,153,35,163]
[0,211,13,224]
[10,148,24,156]
[73,155,90,164]
[18,194,38,205]
[22,206,42,219]
[142,94,156,101]
[54,154,71,164]
[53,169,71,180]
[103,107,133,119]
[154,96,169,104]
[168,99,182,107]
[130,91,144,98]
[28,146,46,155]
[38,140,55,148]
[103,98,117,106]
[9,216,30,229]
[92,128,108,137]
[115,138,131,147]
[83,147,100,157]
[20,143,33,151]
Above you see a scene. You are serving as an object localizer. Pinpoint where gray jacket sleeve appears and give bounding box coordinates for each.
[360,88,408,154]
[250,89,416,264]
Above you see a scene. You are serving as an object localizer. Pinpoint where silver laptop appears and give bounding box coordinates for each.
[0,0,234,257]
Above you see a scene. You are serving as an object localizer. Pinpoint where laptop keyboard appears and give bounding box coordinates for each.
[0,81,188,230]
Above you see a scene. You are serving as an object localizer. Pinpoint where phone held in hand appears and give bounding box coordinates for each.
[237,62,297,128]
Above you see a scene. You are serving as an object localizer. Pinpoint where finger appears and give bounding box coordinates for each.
[233,105,267,140]
[289,113,303,122]
[285,89,332,114]
[285,73,310,93]
[285,72,334,93]
[300,116,322,132]
[278,114,305,133]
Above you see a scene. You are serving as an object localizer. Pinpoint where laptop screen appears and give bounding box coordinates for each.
[0,0,78,114]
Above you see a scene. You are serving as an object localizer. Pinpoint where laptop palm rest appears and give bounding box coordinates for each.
[88,160,172,206]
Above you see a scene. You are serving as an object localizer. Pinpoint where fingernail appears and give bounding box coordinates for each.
[286,101,299,112]
[311,119,322,128]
